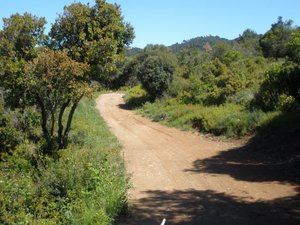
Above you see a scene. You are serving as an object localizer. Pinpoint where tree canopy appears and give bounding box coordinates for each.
[50,0,134,85]
[286,28,300,63]
[0,0,134,153]
[0,13,47,108]
[24,49,90,154]
[0,13,46,61]
[135,46,176,99]
[259,17,294,58]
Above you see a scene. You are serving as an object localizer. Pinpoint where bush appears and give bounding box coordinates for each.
[137,54,175,100]
[286,28,300,63]
[0,97,128,224]
[0,101,23,158]
[168,76,190,98]
[123,85,149,108]
[277,94,297,111]
[253,64,300,111]
[192,109,275,137]
[226,89,255,106]
[117,58,140,87]
[138,100,278,138]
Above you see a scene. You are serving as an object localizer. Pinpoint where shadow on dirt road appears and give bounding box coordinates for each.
[119,189,299,225]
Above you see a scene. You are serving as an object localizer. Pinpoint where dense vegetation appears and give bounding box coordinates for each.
[0,97,128,224]
[0,0,132,224]
[123,17,300,144]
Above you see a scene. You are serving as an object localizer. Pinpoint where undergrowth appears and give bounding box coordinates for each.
[0,97,128,225]
[138,100,279,138]
[123,87,279,138]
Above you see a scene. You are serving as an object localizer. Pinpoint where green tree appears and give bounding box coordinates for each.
[0,13,46,61]
[23,49,90,154]
[212,43,241,65]
[259,17,294,58]
[118,58,140,87]
[49,0,134,86]
[236,29,261,56]
[177,47,203,78]
[253,64,299,111]
[286,28,300,63]
[137,52,175,100]
[0,13,46,108]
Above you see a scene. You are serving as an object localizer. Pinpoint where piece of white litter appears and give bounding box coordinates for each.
[161,218,166,225]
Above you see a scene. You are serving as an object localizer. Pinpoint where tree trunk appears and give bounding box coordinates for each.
[50,109,55,137]
[61,95,83,149]
[58,100,70,149]
[36,97,52,154]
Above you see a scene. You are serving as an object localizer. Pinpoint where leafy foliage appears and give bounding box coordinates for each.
[259,17,294,58]
[137,54,175,99]
[50,0,134,85]
[212,43,241,65]
[23,49,90,154]
[0,1,133,223]
[124,17,300,138]
[0,13,46,108]
[286,28,300,63]
[123,85,149,108]
[0,98,128,225]
[253,63,300,111]
[123,45,176,99]
[0,13,46,61]
[235,29,261,56]
[0,100,22,158]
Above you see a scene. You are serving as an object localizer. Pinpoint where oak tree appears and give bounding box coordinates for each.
[49,0,134,86]
[24,49,90,154]
[0,13,46,108]
[259,17,294,58]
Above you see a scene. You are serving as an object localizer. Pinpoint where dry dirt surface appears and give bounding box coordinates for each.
[96,93,299,225]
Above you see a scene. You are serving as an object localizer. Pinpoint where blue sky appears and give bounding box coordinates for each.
[1,0,299,47]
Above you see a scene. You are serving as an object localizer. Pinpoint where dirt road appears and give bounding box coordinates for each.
[96,93,299,225]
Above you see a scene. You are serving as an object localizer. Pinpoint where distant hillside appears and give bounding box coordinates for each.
[126,35,232,56]
[169,35,231,53]
[126,47,142,56]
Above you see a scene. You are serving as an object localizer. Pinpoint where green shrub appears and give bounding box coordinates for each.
[173,55,270,106]
[226,89,255,106]
[202,110,273,137]
[0,101,23,158]
[137,55,175,99]
[277,94,297,111]
[168,76,190,98]
[253,64,300,111]
[123,85,149,108]
[138,100,278,138]
[0,97,128,225]
[286,28,300,63]
[190,104,244,136]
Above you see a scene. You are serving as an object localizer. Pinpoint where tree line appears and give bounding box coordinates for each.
[122,17,299,139]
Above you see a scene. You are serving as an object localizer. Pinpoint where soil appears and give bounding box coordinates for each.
[96,93,299,225]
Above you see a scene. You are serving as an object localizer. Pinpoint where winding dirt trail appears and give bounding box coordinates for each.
[96,93,299,225]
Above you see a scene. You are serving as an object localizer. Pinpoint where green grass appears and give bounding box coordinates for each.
[130,97,279,138]
[0,96,128,225]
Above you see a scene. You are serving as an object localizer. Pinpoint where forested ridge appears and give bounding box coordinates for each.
[126,35,231,55]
